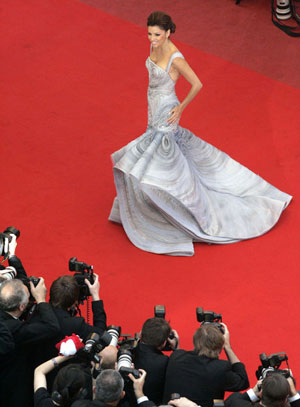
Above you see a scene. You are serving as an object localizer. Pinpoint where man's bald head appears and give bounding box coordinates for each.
[100,345,118,370]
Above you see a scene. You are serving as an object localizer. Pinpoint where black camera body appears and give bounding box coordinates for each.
[19,276,41,305]
[256,352,290,380]
[0,226,20,261]
[79,332,113,364]
[27,276,40,287]
[69,257,94,303]
[169,393,181,406]
[118,332,140,352]
[196,307,224,334]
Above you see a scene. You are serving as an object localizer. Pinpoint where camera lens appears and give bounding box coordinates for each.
[117,349,132,371]
[107,326,121,347]
[84,333,101,353]
[0,267,17,281]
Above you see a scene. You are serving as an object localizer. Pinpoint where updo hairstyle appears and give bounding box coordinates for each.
[147,11,176,34]
[52,364,86,407]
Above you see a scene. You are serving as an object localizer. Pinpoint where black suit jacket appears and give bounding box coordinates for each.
[225,391,300,407]
[0,319,14,356]
[163,350,249,407]
[0,302,60,407]
[72,399,156,407]
[8,254,28,282]
[133,342,169,405]
[72,402,111,407]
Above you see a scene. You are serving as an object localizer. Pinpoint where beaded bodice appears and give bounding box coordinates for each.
[145,51,184,132]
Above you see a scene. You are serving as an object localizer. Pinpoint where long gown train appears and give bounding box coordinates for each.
[109,51,292,256]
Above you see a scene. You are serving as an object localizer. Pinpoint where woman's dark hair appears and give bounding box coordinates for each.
[147,11,176,34]
[52,364,86,407]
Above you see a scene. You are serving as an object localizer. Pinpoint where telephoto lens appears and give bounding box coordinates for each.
[0,266,17,280]
[117,349,132,371]
[107,325,121,347]
[117,349,140,381]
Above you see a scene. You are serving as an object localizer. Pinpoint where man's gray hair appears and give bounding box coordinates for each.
[95,369,124,402]
[0,279,28,312]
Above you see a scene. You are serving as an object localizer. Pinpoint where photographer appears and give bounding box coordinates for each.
[132,317,179,405]
[128,369,197,407]
[0,277,60,407]
[34,354,87,407]
[72,369,126,407]
[225,373,300,407]
[32,273,107,389]
[163,323,249,407]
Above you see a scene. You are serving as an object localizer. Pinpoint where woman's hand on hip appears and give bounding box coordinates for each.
[167,105,183,124]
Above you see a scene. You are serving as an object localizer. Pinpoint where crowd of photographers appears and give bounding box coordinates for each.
[0,227,299,407]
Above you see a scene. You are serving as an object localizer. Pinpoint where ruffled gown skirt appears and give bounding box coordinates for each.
[109,126,291,256]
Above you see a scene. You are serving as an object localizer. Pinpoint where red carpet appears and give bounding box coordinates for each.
[1,0,300,382]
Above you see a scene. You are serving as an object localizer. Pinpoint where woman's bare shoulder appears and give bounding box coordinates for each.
[169,41,180,54]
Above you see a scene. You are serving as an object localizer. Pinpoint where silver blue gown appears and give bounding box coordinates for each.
[109,51,292,256]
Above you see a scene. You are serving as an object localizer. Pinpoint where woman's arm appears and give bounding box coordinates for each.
[167,58,203,124]
[34,355,72,392]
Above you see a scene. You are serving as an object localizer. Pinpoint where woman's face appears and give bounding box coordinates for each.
[147,25,170,48]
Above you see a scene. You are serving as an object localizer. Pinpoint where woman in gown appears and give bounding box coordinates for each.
[109,11,292,256]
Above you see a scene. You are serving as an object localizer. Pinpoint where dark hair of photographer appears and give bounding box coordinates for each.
[52,364,86,407]
[50,276,79,309]
[261,374,290,407]
[141,317,171,348]
[34,355,86,407]
[225,372,300,407]
[193,324,225,359]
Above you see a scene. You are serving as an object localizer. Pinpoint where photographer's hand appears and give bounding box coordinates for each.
[253,380,263,398]
[129,369,147,399]
[30,277,47,304]
[168,329,180,350]
[85,273,100,301]
[287,373,298,397]
[168,397,198,407]
[8,234,17,257]
[221,323,240,364]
